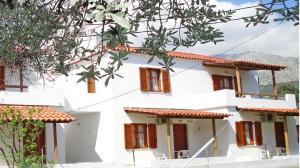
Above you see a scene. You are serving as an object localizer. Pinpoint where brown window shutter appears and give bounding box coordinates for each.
[87,78,96,93]
[162,70,171,93]
[124,124,134,150]
[0,66,4,90]
[254,122,263,146]
[248,122,254,145]
[212,75,221,91]
[235,121,245,146]
[140,68,148,91]
[148,124,157,148]
[143,124,148,147]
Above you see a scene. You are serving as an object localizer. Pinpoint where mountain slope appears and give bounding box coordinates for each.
[218,51,299,85]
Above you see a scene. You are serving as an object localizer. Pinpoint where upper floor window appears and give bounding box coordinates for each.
[212,74,242,92]
[87,78,96,93]
[139,67,171,93]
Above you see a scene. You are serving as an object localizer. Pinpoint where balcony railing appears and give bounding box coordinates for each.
[236,92,285,100]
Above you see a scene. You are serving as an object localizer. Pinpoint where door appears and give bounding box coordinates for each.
[274,122,286,148]
[173,124,188,158]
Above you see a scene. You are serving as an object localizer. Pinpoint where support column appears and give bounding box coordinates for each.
[166,119,172,159]
[53,123,59,162]
[19,63,23,92]
[212,118,218,156]
[235,67,242,96]
[283,116,290,155]
[271,70,277,99]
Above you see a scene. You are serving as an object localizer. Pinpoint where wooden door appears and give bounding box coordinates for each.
[37,129,46,157]
[274,122,286,148]
[173,124,188,158]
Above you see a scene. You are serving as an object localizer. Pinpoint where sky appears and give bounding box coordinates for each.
[129,0,299,58]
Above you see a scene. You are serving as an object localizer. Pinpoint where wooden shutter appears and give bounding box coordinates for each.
[212,75,221,91]
[87,78,96,93]
[248,122,254,145]
[235,121,245,146]
[143,124,148,148]
[140,68,148,91]
[162,70,171,93]
[148,124,157,148]
[124,124,134,150]
[0,66,4,90]
[228,77,233,89]
[254,122,263,146]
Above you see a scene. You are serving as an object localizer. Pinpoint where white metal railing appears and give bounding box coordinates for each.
[182,123,228,168]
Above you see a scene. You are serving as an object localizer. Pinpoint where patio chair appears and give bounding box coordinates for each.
[177,150,190,159]
[155,152,168,160]
[276,147,286,156]
[260,149,269,159]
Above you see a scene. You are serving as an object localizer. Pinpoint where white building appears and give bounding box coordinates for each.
[0,46,298,167]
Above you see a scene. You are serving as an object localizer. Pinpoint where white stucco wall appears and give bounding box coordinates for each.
[1,51,298,166]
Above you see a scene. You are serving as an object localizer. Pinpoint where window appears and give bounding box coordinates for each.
[140,67,171,93]
[124,123,157,149]
[147,69,161,91]
[212,75,233,91]
[87,78,96,93]
[0,66,4,90]
[236,121,262,146]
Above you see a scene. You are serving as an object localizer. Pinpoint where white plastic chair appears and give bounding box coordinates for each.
[156,152,167,160]
[177,150,190,159]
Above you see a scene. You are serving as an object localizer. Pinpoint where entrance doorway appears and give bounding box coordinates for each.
[274,122,286,148]
[173,124,188,158]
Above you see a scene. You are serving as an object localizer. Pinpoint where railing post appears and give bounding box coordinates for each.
[235,67,242,97]
[271,70,278,99]
[212,119,218,156]
[166,118,172,159]
[283,115,290,155]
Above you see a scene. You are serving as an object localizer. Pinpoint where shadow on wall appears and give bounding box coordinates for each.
[65,112,102,163]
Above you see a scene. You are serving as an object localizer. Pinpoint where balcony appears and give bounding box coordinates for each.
[196,89,296,109]
[0,86,64,106]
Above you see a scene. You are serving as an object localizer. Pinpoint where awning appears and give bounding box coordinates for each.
[238,107,299,116]
[0,105,76,123]
[124,107,231,119]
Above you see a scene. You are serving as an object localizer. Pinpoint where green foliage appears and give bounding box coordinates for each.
[0,107,48,168]
[278,84,299,107]
[0,0,298,86]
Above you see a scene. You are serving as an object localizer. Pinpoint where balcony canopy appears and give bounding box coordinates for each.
[124,107,231,119]
[0,105,76,123]
[238,107,299,116]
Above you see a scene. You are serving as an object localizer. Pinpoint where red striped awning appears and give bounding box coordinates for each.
[124,107,231,119]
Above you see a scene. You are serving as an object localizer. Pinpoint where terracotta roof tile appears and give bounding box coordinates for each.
[69,46,286,71]
[0,105,76,123]
[124,107,231,119]
[238,107,299,116]
[113,46,286,71]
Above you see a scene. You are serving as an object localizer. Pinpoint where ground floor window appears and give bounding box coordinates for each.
[235,121,262,146]
[124,123,157,149]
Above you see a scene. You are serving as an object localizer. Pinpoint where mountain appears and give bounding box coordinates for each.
[217,51,299,85]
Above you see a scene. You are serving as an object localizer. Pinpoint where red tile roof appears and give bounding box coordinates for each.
[238,107,299,116]
[113,46,286,71]
[0,105,76,123]
[124,107,231,119]
[69,46,286,71]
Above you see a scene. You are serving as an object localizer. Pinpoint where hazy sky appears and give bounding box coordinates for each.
[129,0,299,58]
